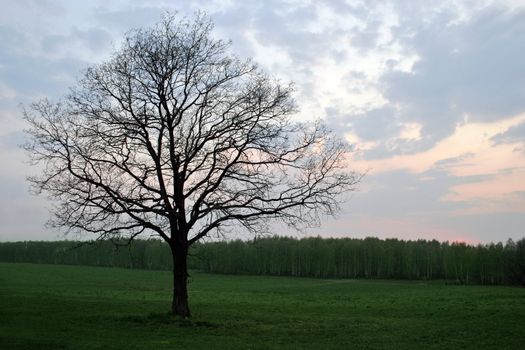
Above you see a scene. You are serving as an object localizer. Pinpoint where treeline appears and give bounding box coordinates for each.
[0,240,173,270]
[0,237,524,285]
[193,237,525,285]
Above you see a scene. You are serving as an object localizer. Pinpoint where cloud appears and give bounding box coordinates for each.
[351,107,401,141]
[491,121,525,145]
[352,113,525,174]
[40,27,113,60]
[0,144,52,241]
[90,5,169,32]
[1,0,525,243]
[442,167,525,214]
[0,26,106,101]
[307,167,479,242]
[0,82,16,100]
[378,4,525,147]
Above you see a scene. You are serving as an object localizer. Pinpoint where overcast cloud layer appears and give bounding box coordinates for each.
[1,0,524,243]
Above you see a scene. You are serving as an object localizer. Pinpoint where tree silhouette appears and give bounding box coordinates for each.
[24,13,359,317]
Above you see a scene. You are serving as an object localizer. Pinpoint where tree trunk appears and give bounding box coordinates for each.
[171,244,190,317]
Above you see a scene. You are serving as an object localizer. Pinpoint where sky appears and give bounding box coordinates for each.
[0,0,524,244]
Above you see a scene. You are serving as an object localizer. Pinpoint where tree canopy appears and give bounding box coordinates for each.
[24,13,359,316]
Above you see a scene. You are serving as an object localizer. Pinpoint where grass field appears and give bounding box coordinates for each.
[1,263,524,349]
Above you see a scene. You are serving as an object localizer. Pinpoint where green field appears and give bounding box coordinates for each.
[1,263,524,349]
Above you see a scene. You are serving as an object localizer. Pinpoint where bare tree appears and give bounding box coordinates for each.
[24,13,360,317]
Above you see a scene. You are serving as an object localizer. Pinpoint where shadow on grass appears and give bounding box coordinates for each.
[0,336,68,350]
[122,313,218,329]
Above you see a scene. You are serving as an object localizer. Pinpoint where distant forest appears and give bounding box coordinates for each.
[1,237,524,286]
